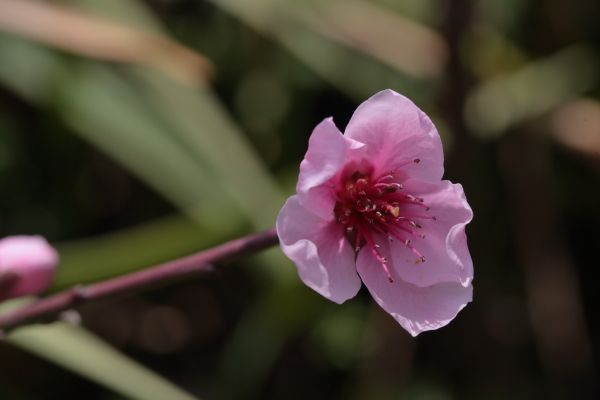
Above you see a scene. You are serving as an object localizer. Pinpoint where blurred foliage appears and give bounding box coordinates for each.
[9,322,199,400]
[0,0,599,399]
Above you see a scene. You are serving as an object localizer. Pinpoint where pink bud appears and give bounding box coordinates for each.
[0,235,59,300]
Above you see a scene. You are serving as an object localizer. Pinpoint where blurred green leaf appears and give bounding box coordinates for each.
[207,0,438,103]
[132,68,284,228]
[0,0,212,86]
[465,44,599,137]
[215,269,321,398]
[0,34,231,223]
[70,0,286,227]
[310,302,367,369]
[0,1,318,398]
[59,62,234,217]
[7,322,199,400]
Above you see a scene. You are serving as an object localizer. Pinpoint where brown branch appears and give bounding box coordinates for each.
[0,228,279,332]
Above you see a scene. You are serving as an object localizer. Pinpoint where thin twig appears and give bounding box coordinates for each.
[0,228,279,332]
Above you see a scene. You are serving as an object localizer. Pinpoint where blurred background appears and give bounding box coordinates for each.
[0,0,599,399]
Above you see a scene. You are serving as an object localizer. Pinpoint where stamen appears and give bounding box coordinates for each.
[354,228,362,252]
[388,194,430,209]
[403,220,421,229]
[387,222,417,237]
[360,225,394,282]
[375,174,395,182]
[402,214,437,221]
[394,158,421,169]
[386,228,426,264]
[373,182,403,192]
[335,165,432,275]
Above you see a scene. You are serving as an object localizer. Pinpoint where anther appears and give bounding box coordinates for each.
[387,205,400,218]
[377,174,395,182]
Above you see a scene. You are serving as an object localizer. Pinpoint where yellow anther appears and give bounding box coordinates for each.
[388,206,400,217]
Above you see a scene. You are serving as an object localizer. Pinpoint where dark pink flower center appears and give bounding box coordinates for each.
[334,159,434,282]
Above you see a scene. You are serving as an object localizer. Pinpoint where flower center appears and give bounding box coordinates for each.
[333,159,434,282]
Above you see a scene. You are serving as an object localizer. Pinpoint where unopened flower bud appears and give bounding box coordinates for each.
[0,235,59,300]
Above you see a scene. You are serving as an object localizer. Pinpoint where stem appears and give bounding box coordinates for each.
[0,228,279,332]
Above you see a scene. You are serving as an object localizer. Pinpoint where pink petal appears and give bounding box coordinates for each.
[276,196,361,304]
[389,180,473,287]
[344,89,444,181]
[296,117,364,220]
[356,247,472,336]
[0,235,59,298]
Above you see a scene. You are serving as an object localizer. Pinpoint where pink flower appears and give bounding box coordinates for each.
[0,235,59,300]
[276,90,473,336]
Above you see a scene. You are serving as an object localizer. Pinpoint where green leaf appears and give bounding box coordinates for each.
[7,322,199,400]
[131,68,284,228]
[465,44,599,137]
[206,0,438,102]
[62,0,286,228]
